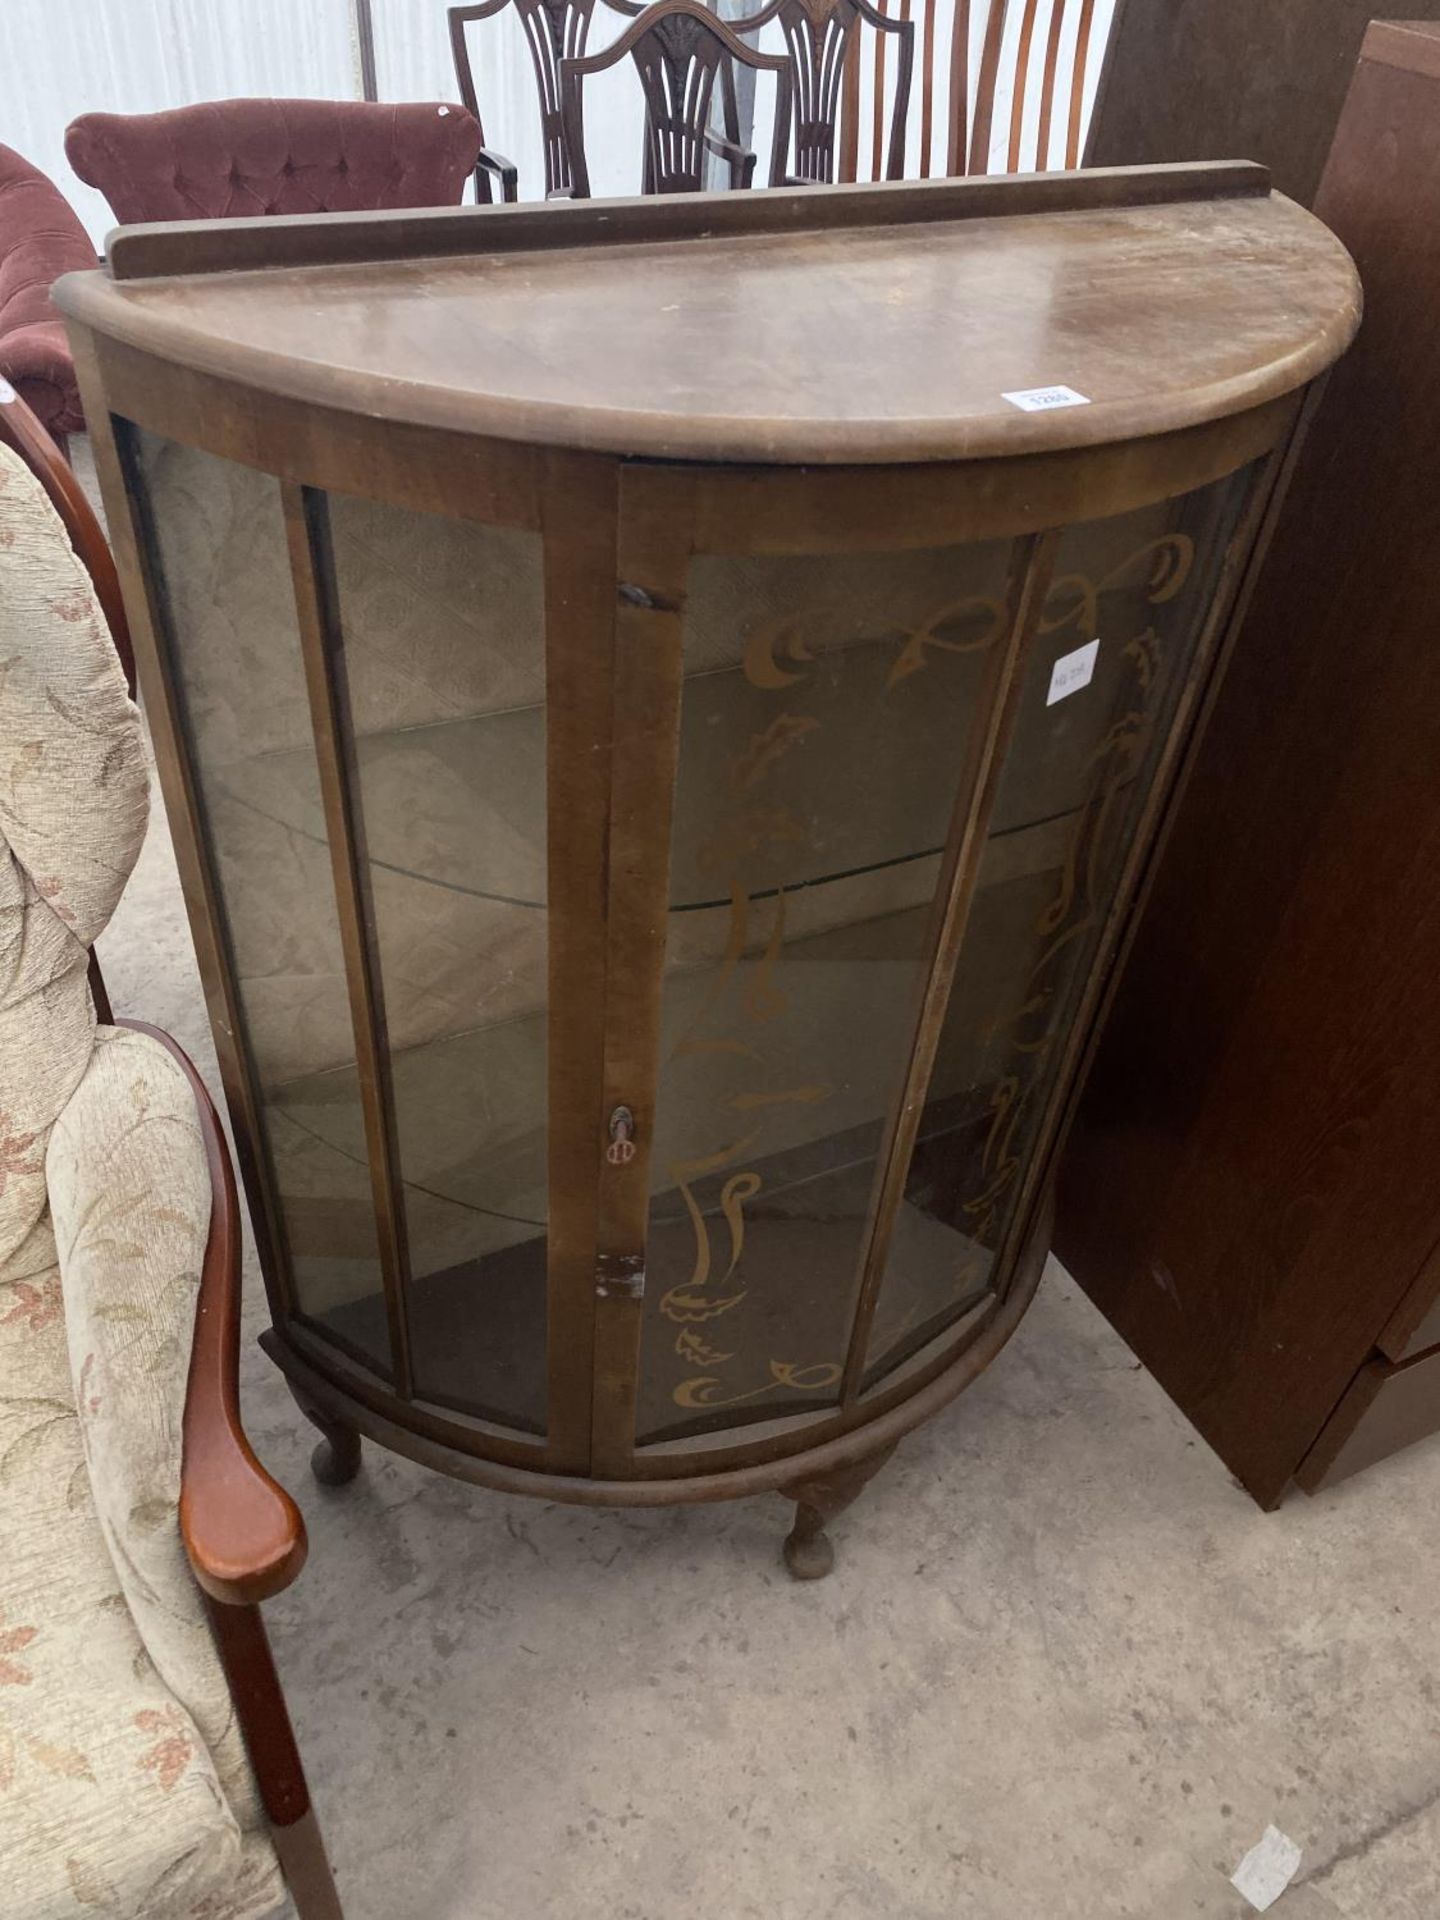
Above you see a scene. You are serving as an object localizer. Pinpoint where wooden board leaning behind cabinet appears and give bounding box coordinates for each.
[1087,0,1440,205]
[1057,22,1440,1508]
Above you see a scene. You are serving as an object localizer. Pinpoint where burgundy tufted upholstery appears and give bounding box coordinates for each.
[65,97,484,226]
[0,145,95,439]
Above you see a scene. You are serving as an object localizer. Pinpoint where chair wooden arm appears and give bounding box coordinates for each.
[702,127,759,190]
[117,1019,308,1608]
[474,145,519,204]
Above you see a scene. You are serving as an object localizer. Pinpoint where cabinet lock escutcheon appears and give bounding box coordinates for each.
[606,1104,637,1166]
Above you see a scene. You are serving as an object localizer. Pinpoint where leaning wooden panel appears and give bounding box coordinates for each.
[1086,0,1440,206]
[1060,24,1440,1508]
[57,167,1359,1576]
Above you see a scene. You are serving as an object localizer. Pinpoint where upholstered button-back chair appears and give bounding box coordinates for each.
[0,420,342,1918]
[65,98,483,226]
[0,144,95,446]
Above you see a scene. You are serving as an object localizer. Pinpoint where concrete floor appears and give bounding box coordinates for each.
[98,768,1440,1920]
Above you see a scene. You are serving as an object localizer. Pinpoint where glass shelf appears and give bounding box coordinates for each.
[266,807,1073,1232]
[211,710,1105,917]
[211,618,1140,915]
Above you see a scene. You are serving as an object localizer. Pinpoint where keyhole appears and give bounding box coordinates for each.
[607,1105,636,1166]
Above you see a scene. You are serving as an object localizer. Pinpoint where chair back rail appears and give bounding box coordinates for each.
[827,0,1102,183]
[452,0,1104,197]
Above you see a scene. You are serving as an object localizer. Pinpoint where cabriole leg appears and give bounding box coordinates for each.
[289,1387,362,1488]
[780,1443,898,1581]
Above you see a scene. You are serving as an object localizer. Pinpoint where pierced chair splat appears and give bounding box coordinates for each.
[560,0,792,198]
[745,0,913,185]
[449,0,644,200]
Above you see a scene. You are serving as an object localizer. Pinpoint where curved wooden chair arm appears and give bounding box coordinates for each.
[117,1019,308,1608]
[0,381,135,691]
[702,127,758,189]
[475,146,520,203]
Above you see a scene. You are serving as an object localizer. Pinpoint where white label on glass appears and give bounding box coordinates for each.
[1047,638,1100,706]
[1002,384,1091,412]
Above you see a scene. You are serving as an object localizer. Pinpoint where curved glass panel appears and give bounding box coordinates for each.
[298,491,549,1431]
[861,468,1257,1384]
[135,436,550,1430]
[134,433,392,1376]
[637,537,1016,1443]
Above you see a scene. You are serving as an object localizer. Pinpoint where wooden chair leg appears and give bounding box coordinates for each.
[779,1442,899,1580]
[206,1597,344,1920]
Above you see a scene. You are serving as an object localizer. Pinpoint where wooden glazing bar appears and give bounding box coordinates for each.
[542,452,622,1473]
[587,468,695,1478]
[71,370,298,1326]
[968,0,1009,173]
[282,482,415,1399]
[840,527,1060,1403]
[1065,0,1097,168]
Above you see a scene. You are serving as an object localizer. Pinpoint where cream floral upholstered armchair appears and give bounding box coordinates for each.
[0,396,342,1920]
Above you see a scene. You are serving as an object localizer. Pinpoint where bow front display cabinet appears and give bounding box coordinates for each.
[60,166,1358,1576]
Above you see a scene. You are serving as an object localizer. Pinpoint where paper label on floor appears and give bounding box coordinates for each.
[1231,1826,1303,1912]
[1002,384,1091,412]
[1047,639,1100,706]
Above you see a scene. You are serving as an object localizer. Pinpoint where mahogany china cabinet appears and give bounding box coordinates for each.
[59,165,1358,1574]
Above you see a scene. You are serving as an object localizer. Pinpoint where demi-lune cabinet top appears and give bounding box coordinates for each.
[56,163,1360,465]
